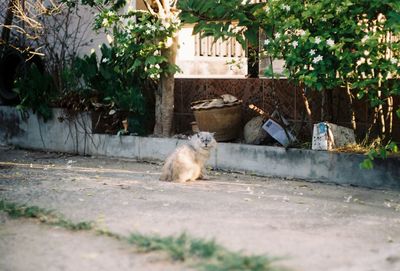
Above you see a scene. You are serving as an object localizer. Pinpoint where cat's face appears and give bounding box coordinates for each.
[191,132,217,150]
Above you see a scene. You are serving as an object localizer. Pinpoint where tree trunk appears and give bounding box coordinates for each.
[386,96,393,139]
[301,87,313,134]
[321,89,332,121]
[1,0,16,43]
[153,35,178,137]
[346,81,357,131]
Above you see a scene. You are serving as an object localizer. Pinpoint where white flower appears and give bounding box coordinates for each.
[292,40,298,48]
[160,26,165,31]
[275,33,281,39]
[295,29,306,36]
[172,16,181,24]
[327,38,335,47]
[106,34,114,44]
[101,58,108,63]
[163,22,171,28]
[361,35,369,43]
[264,39,270,46]
[356,57,366,65]
[282,4,291,12]
[390,58,398,65]
[102,18,109,27]
[315,37,321,44]
[312,55,323,63]
[309,49,316,56]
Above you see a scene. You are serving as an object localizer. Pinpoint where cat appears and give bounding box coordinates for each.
[159,132,217,183]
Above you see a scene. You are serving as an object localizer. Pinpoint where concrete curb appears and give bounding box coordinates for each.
[1,106,399,189]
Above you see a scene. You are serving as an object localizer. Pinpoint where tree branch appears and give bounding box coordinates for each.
[154,0,165,17]
[170,0,178,10]
[0,24,39,40]
[143,0,157,16]
[161,0,170,15]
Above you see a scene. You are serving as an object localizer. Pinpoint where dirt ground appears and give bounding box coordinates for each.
[0,146,399,271]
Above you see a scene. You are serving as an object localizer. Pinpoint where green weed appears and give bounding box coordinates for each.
[0,200,93,231]
[128,232,278,271]
[0,200,281,271]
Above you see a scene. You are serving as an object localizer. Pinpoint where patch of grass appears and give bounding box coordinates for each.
[201,253,275,271]
[128,232,190,261]
[1,200,282,271]
[189,237,220,259]
[51,218,93,231]
[0,200,51,219]
[96,228,123,239]
[128,232,278,271]
[0,200,93,231]
[128,232,221,261]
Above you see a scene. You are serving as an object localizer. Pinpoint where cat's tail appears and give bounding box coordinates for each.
[159,163,172,182]
[159,172,168,181]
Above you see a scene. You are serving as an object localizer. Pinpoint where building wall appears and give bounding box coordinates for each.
[176,24,248,78]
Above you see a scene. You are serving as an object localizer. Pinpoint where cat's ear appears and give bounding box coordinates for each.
[211,132,216,136]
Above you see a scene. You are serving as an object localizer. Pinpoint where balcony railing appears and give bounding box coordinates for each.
[194,34,245,58]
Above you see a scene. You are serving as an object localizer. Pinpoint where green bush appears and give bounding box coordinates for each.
[63,44,154,135]
[14,63,56,121]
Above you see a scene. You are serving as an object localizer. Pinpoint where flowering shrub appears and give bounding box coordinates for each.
[60,0,183,134]
[260,0,400,94]
[63,0,183,136]
[180,0,399,166]
[259,0,400,164]
[63,0,182,96]
[93,8,181,81]
[257,0,400,166]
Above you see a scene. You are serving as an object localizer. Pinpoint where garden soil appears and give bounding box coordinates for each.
[0,146,399,271]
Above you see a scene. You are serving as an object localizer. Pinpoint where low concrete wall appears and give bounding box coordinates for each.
[0,107,92,154]
[1,106,399,189]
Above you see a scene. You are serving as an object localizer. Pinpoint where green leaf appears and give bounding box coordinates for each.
[244,26,258,47]
[360,158,374,170]
[379,148,387,159]
[214,6,227,17]
[180,13,199,24]
[99,65,112,80]
[387,142,398,153]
